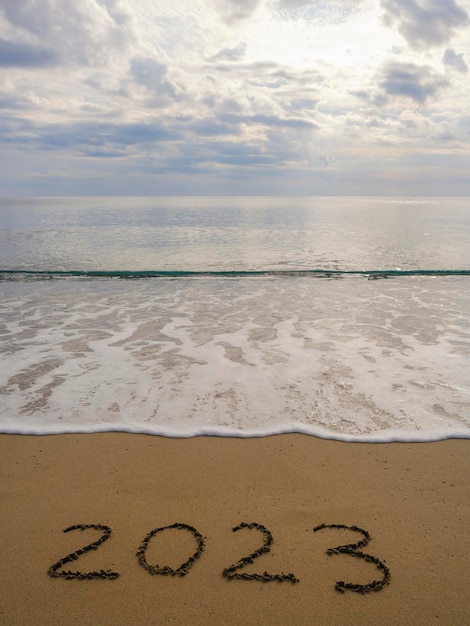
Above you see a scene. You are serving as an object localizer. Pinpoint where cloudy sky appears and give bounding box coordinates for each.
[1,0,469,195]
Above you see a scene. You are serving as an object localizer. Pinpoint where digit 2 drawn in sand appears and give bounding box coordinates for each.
[48,524,119,580]
[313,523,390,593]
[222,522,299,583]
[136,523,205,576]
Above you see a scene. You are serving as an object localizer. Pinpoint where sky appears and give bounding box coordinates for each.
[1,0,469,196]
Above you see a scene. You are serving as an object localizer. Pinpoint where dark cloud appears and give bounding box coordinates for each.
[96,0,133,28]
[110,122,179,146]
[443,48,468,73]
[211,59,277,72]
[213,0,263,23]
[186,119,237,136]
[434,130,457,143]
[0,0,131,65]
[319,152,336,167]
[84,148,126,158]
[210,42,247,62]
[0,39,57,67]
[350,90,371,102]
[126,139,282,176]
[271,0,312,9]
[0,95,29,109]
[130,58,167,87]
[381,0,469,49]
[210,60,325,92]
[130,58,178,99]
[0,119,179,152]
[219,112,319,129]
[173,111,318,143]
[379,61,449,103]
[287,98,319,113]
[204,141,278,167]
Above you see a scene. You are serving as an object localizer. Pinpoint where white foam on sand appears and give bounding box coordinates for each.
[1,276,469,442]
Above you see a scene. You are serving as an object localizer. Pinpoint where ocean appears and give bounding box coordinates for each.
[1,196,469,441]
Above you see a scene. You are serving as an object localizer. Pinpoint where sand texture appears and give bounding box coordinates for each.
[1,433,469,625]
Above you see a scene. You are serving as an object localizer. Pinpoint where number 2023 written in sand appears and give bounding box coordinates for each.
[48,522,391,594]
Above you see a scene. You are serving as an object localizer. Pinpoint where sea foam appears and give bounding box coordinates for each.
[1,275,469,442]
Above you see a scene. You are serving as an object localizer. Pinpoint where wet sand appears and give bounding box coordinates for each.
[1,433,469,625]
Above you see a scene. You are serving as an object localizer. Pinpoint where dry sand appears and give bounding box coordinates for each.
[1,433,469,625]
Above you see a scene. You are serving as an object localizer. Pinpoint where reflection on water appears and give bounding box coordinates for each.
[1,196,470,272]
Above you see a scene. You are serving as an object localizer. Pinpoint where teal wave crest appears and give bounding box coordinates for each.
[1,269,470,281]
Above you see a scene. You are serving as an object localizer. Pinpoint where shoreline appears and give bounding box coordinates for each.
[1,432,469,625]
[2,427,470,443]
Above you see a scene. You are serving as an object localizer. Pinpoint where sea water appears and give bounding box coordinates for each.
[1,196,469,441]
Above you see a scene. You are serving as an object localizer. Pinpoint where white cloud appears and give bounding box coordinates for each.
[271,0,369,22]
[0,0,469,195]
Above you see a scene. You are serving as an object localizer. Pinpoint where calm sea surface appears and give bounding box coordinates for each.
[1,196,469,441]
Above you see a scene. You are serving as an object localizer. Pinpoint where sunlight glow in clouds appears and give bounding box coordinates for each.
[0,0,469,195]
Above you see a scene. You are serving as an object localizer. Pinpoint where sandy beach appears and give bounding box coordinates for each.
[1,433,469,625]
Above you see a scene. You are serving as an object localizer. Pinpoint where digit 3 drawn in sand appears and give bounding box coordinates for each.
[313,523,390,593]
